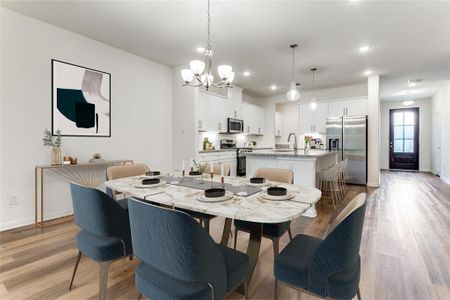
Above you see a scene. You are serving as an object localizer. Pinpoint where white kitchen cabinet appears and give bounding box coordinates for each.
[197,151,237,176]
[299,102,328,134]
[328,98,367,117]
[346,99,367,116]
[275,112,282,136]
[217,99,231,133]
[242,102,265,135]
[197,92,209,131]
[206,96,219,132]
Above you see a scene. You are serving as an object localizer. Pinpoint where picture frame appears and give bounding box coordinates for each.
[51,59,111,137]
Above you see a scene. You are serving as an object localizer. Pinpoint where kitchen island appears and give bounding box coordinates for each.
[246,149,338,217]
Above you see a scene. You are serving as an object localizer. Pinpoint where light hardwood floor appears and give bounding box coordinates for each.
[1,171,449,300]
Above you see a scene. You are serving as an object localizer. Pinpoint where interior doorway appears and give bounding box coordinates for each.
[389,107,419,170]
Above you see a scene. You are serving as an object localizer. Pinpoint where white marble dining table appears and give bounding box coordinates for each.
[105,173,322,290]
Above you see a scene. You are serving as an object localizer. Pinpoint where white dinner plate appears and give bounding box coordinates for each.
[260,191,295,201]
[197,191,234,203]
[134,180,167,189]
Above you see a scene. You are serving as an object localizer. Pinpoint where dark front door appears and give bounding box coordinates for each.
[389,107,419,170]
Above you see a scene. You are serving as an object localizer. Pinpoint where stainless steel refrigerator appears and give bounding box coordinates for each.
[326,116,368,185]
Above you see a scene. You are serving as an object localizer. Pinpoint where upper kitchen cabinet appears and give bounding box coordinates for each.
[197,91,230,132]
[346,98,367,116]
[197,92,209,131]
[328,98,367,117]
[242,102,265,135]
[299,102,329,134]
[275,111,282,137]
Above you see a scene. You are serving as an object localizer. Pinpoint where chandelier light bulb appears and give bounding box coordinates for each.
[310,100,317,111]
[190,60,205,75]
[181,69,194,83]
[227,71,235,84]
[286,82,300,101]
[218,65,232,80]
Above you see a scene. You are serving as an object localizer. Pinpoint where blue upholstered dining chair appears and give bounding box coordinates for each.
[273,193,367,300]
[128,198,250,300]
[69,183,133,300]
[234,168,294,258]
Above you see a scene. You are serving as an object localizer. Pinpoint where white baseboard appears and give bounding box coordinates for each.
[0,209,73,232]
[367,182,380,187]
[441,176,450,184]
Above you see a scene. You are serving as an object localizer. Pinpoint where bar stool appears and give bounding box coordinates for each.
[317,163,342,208]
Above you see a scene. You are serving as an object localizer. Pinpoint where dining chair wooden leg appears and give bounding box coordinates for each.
[129,254,133,261]
[357,287,362,300]
[137,292,142,300]
[272,238,280,259]
[274,279,279,300]
[234,228,238,250]
[244,280,249,300]
[204,219,210,233]
[288,227,293,240]
[99,261,111,300]
[69,251,82,290]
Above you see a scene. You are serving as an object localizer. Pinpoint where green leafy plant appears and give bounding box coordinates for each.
[192,159,205,173]
[43,129,62,150]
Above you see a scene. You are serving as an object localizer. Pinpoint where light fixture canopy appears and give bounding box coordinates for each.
[286,44,300,101]
[180,0,234,90]
[364,69,373,76]
[358,45,371,53]
[243,71,251,77]
[403,100,414,106]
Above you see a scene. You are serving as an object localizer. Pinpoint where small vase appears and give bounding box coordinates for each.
[51,149,62,165]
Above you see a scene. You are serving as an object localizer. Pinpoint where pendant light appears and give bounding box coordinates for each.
[310,68,317,111]
[286,44,300,101]
[180,0,234,90]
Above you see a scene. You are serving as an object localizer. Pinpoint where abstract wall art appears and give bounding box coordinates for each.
[52,59,111,137]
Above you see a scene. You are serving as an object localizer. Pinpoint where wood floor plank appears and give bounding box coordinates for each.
[0,171,449,299]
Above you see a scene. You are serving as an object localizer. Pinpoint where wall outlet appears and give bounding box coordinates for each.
[9,196,18,205]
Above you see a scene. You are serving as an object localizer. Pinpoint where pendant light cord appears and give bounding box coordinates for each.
[312,70,315,99]
[291,46,295,82]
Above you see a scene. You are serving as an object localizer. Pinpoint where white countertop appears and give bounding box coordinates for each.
[106,174,321,223]
[247,149,338,158]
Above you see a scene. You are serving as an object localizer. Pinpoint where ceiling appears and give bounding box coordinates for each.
[2,0,450,101]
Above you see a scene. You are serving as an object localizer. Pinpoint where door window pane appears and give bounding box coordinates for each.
[404,112,414,125]
[394,112,403,125]
[404,126,414,139]
[394,140,403,153]
[404,140,414,153]
[394,126,403,139]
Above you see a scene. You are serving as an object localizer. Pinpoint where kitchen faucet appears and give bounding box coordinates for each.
[288,133,297,153]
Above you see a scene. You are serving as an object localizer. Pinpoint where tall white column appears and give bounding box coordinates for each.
[367,75,380,187]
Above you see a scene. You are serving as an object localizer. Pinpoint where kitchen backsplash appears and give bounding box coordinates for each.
[198,132,264,150]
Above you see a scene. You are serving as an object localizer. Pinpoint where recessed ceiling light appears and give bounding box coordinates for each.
[270,85,277,90]
[364,70,373,76]
[359,45,371,53]
[196,47,205,53]
[408,79,422,88]
[403,101,414,106]
[243,71,251,77]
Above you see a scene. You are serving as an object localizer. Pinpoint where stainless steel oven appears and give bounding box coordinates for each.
[227,118,244,133]
[236,147,252,177]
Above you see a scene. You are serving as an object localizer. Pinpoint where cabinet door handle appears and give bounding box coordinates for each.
[247,126,250,133]
[199,120,202,128]
[218,122,221,130]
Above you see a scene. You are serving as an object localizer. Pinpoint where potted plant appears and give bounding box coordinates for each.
[304,135,312,151]
[43,129,62,165]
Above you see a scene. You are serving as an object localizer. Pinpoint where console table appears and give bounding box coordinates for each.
[34,160,133,228]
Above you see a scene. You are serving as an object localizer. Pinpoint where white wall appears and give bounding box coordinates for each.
[380,99,431,171]
[0,9,173,230]
[431,81,450,183]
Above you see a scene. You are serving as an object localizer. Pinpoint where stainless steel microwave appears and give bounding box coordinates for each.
[227,118,244,133]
